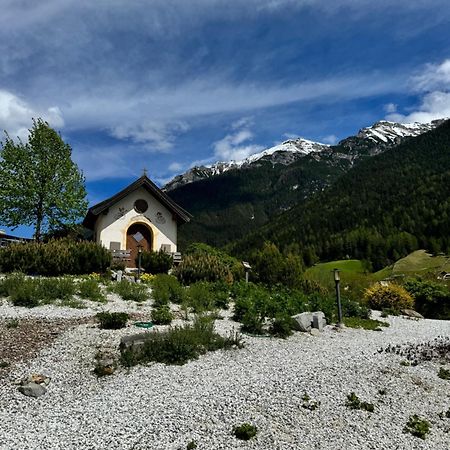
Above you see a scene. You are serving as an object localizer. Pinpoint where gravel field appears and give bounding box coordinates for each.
[0,299,449,450]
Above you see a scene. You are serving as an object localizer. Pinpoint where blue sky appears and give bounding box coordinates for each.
[1,0,450,236]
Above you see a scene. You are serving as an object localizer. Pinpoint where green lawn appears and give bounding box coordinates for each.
[305,259,365,278]
[391,250,450,276]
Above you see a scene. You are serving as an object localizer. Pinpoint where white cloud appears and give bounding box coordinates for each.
[168,162,183,172]
[386,59,450,123]
[110,121,189,151]
[412,59,450,92]
[213,120,264,161]
[322,134,338,145]
[0,90,64,141]
[384,103,397,113]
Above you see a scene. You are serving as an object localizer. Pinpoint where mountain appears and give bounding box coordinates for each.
[229,119,450,269]
[167,118,445,250]
[164,138,329,191]
[165,119,444,191]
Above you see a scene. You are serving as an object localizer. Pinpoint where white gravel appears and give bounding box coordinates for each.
[0,307,449,450]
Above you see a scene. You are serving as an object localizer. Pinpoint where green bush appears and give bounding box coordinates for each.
[0,273,26,298]
[96,312,129,329]
[152,274,184,306]
[364,283,414,311]
[269,314,293,338]
[249,242,304,288]
[403,279,450,319]
[10,280,39,307]
[175,254,233,285]
[210,280,230,309]
[346,392,374,412]
[186,282,215,313]
[151,305,174,325]
[233,423,258,441]
[0,239,111,276]
[109,281,148,302]
[185,243,244,281]
[78,278,106,303]
[343,317,389,331]
[37,277,75,302]
[1,274,77,307]
[404,415,431,440]
[139,250,173,274]
[121,315,242,366]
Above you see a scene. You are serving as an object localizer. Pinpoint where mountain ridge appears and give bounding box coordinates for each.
[164,118,445,191]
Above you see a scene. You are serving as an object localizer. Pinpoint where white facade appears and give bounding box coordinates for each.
[94,186,178,253]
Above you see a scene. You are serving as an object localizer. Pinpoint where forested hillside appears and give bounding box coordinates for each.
[169,153,348,249]
[229,120,450,269]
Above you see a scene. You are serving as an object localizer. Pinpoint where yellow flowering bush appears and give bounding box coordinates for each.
[88,272,101,280]
[363,283,414,311]
[140,273,155,284]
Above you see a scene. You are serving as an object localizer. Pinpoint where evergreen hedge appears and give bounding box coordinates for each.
[0,239,111,276]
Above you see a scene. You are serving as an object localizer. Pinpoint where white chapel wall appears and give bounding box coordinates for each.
[94,187,178,252]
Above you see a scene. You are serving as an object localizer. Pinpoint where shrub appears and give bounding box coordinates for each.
[140,250,173,274]
[120,315,242,366]
[0,239,111,276]
[151,305,173,325]
[152,274,184,306]
[363,283,414,311]
[10,280,39,307]
[404,415,431,439]
[210,280,230,309]
[249,242,304,288]
[37,277,75,302]
[438,367,450,380]
[346,392,374,412]
[109,281,148,302]
[269,314,293,338]
[185,243,244,281]
[343,317,389,331]
[241,308,265,335]
[233,423,258,441]
[403,279,450,319]
[6,318,19,328]
[140,273,155,284]
[78,278,106,303]
[186,282,215,313]
[96,312,129,329]
[175,254,233,285]
[0,273,26,298]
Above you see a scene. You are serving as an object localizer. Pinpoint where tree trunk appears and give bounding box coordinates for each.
[35,201,44,242]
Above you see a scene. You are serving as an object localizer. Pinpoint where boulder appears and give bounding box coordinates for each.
[18,382,47,398]
[291,312,313,332]
[94,357,116,376]
[120,333,150,356]
[401,309,424,319]
[312,311,326,331]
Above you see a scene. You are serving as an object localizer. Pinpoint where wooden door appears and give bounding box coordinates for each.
[126,223,152,268]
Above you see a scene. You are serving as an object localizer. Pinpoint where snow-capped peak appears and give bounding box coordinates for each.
[356,119,444,144]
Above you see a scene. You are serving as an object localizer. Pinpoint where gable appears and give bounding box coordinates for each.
[83,175,191,229]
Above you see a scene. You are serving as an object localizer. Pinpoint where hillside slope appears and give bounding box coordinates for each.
[229,120,450,269]
[169,119,444,250]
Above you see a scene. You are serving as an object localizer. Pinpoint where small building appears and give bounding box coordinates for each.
[83,175,191,267]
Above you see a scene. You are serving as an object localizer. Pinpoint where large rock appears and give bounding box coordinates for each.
[120,333,151,356]
[18,382,47,398]
[291,313,313,332]
[401,309,424,319]
[312,312,326,331]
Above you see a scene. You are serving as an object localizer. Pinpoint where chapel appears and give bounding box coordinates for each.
[83,174,191,267]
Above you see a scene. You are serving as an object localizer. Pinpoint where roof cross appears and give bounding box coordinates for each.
[142,167,148,177]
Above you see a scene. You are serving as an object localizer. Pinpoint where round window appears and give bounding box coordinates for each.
[134,199,148,213]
